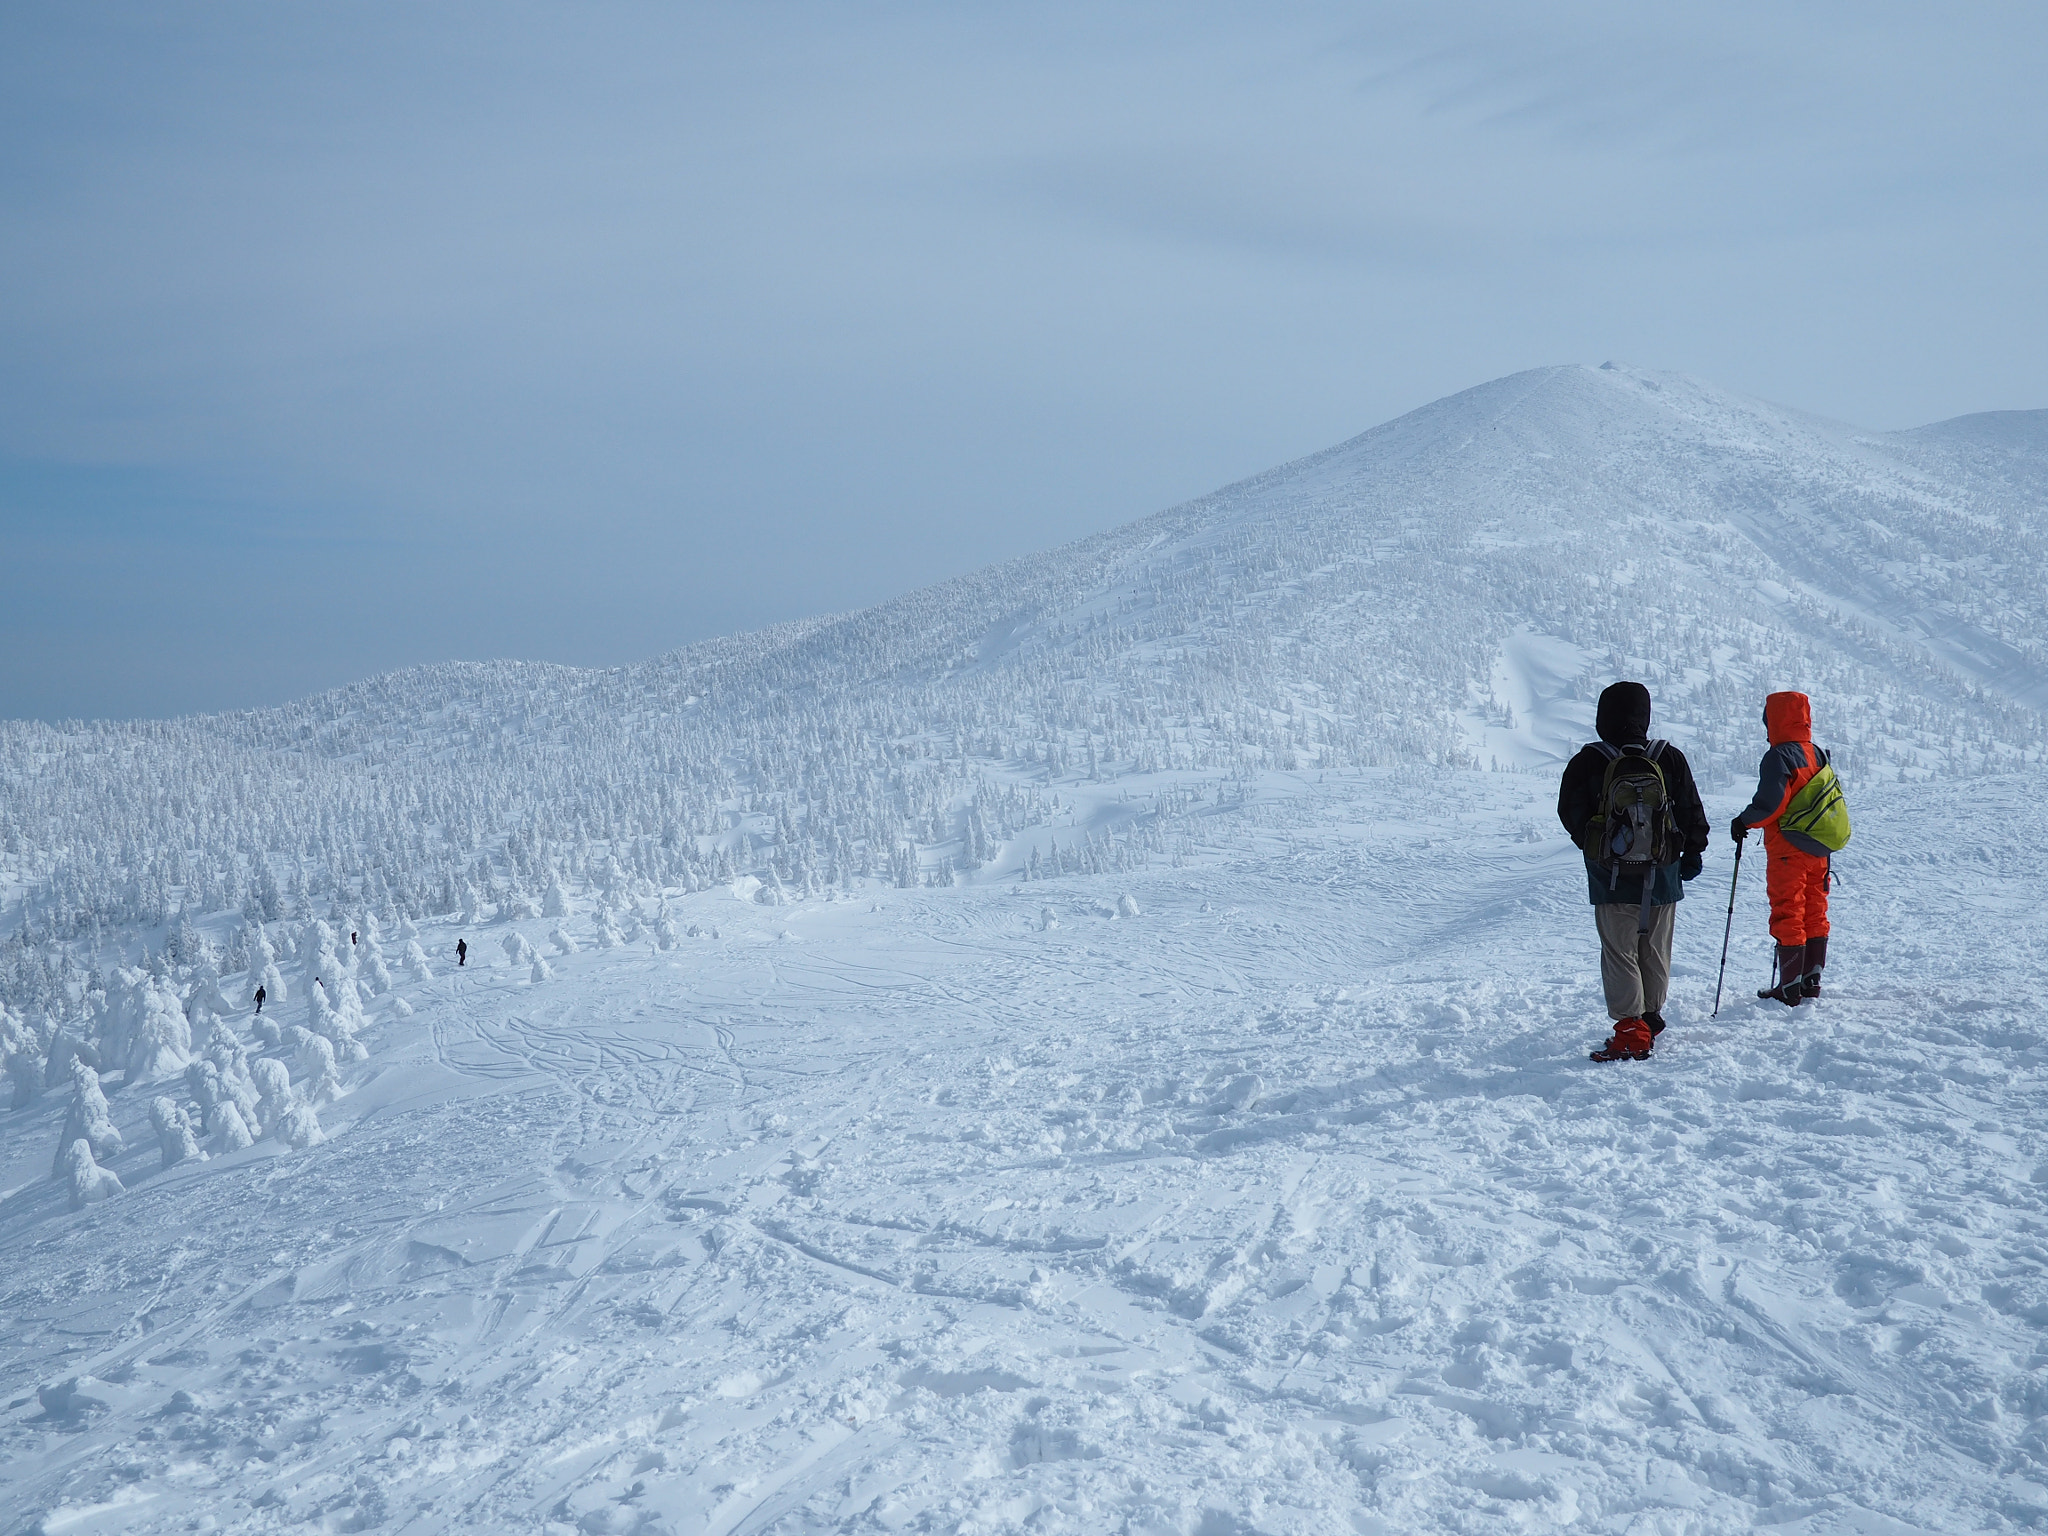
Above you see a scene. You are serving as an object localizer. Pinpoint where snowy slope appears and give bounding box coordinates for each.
[3,363,2048,1534]
[4,768,2047,1534]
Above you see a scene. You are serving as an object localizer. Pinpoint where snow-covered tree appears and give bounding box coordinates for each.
[210,1098,255,1154]
[249,1056,294,1136]
[183,970,233,1047]
[62,1139,123,1208]
[205,1034,262,1127]
[307,975,338,1036]
[127,973,194,1081]
[543,875,573,919]
[256,941,287,1005]
[290,1026,342,1104]
[3,1002,42,1110]
[307,974,367,1063]
[403,938,432,981]
[55,1057,122,1174]
[358,928,394,994]
[276,1101,324,1149]
[301,919,337,976]
[190,1050,259,1153]
[185,1059,222,1135]
[149,1096,204,1169]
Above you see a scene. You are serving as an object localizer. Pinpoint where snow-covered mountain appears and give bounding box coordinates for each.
[1,362,2042,966]
[3,365,2047,1535]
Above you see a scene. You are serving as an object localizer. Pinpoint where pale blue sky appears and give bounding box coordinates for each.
[4,2,2045,718]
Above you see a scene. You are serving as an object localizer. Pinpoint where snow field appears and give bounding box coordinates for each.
[3,767,2045,1534]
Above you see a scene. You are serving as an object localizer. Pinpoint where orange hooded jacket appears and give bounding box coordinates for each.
[1734,691,1830,856]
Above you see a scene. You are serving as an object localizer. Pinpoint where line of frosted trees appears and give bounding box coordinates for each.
[3,912,411,1207]
[3,869,819,1207]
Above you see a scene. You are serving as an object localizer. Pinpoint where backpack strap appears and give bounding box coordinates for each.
[1592,740,1663,761]
[1585,743,1620,885]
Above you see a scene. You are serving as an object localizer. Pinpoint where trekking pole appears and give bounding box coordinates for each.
[1712,833,1746,1018]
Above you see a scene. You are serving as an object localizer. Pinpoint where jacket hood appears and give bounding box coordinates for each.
[1764,691,1811,744]
[1595,681,1652,745]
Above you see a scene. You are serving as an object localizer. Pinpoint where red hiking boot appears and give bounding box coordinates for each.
[1590,1016,1654,1062]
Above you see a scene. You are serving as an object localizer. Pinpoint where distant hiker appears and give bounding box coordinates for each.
[253,985,266,1014]
[456,938,468,968]
[1558,681,1710,1061]
[350,930,358,947]
[1730,691,1851,1005]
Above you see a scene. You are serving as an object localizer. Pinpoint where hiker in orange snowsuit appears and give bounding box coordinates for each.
[1730,691,1830,1005]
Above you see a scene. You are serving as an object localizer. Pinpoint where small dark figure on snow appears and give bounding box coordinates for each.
[350,930,358,947]
[1730,691,1849,1005]
[456,938,468,968]
[253,985,266,1014]
[1558,681,1711,1061]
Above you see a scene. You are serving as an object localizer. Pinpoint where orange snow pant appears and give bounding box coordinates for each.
[1765,834,1830,946]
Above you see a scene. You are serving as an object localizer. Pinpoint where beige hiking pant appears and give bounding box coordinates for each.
[1595,902,1676,1021]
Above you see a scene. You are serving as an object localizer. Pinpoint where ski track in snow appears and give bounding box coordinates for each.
[4,768,2047,1535]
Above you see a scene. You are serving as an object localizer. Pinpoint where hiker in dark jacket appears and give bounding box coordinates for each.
[1557,681,1711,1060]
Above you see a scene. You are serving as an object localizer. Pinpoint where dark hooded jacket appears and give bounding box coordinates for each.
[1556,681,1711,906]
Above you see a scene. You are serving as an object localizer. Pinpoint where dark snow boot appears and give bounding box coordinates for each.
[1758,944,1808,1006]
[1591,1016,1654,1062]
[1801,935,1827,998]
[1644,1010,1667,1038]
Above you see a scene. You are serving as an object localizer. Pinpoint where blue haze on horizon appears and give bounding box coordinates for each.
[3,2,2045,721]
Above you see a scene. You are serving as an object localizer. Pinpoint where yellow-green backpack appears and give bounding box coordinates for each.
[1780,751,1852,851]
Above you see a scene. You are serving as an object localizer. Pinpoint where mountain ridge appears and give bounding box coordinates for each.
[15,362,2038,732]
[1,362,2042,962]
